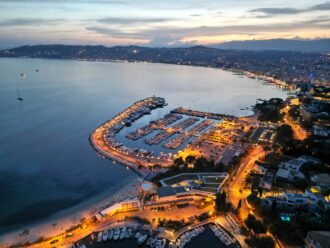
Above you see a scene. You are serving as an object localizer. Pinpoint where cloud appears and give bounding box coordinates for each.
[86,16,330,46]
[0,18,65,26]
[250,1,330,16]
[251,8,301,15]
[96,17,177,25]
[86,26,140,39]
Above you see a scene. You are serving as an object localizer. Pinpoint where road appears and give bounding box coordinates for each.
[25,204,214,248]
[283,106,307,140]
[225,145,263,219]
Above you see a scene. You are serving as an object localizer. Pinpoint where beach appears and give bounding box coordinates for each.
[0,177,139,246]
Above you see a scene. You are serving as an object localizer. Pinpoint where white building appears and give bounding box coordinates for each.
[305,231,330,248]
[276,156,320,182]
[262,190,327,211]
[311,174,330,189]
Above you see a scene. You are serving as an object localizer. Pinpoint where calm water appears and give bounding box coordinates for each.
[0,58,288,231]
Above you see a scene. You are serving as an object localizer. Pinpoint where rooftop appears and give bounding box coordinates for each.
[307,231,330,248]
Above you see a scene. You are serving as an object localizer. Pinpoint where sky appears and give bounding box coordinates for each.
[0,0,329,48]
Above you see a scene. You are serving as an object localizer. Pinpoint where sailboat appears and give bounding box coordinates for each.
[17,89,23,101]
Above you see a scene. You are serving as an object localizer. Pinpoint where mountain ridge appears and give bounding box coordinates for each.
[209,38,330,52]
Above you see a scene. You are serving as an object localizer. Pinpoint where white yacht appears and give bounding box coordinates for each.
[97,232,102,242]
[125,228,131,238]
[156,239,166,248]
[113,228,120,240]
[135,231,141,239]
[102,230,108,241]
[137,234,148,245]
[108,229,114,240]
[120,227,126,240]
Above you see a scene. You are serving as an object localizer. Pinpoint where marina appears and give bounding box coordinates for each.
[90,96,245,175]
[145,117,199,145]
[127,114,183,140]
[163,119,213,149]
[73,222,239,248]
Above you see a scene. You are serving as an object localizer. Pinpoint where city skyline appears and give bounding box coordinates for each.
[0,0,330,48]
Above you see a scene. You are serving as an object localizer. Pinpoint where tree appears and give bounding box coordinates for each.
[174,157,184,167]
[195,157,208,168]
[251,176,260,194]
[245,235,275,248]
[52,223,57,230]
[244,214,267,234]
[271,200,277,213]
[215,191,227,212]
[237,199,242,212]
[185,155,196,164]
[245,214,257,231]
[276,124,294,145]
[263,145,271,156]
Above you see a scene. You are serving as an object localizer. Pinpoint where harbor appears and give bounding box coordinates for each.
[70,221,240,248]
[90,96,244,178]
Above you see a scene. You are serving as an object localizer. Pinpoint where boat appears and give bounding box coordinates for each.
[97,232,102,242]
[147,237,153,246]
[120,227,126,240]
[16,89,23,101]
[90,233,96,240]
[102,230,108,241]
[156,240,161,248]
[137,234,148,245]
[126,228,132,238]
[135,231,141,239]
[108,229,114,240]
[113,228,120,240]
[150,238,157,248]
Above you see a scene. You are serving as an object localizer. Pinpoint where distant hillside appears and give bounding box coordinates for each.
[210,39,330,52]
[1,44,328,84]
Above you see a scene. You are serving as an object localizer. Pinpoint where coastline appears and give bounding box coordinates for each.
[0,56,293,90]
[0,175,138,246]
[0,57,291,247]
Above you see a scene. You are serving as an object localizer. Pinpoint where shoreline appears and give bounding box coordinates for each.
[0,56,294,90]
[0,58,290,247]
[0,176,138,246]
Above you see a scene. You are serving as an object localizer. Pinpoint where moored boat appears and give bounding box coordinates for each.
[108,229,114,240]
[102,230,108,241]
[135,231,141,239]
[120,227,126,240]
[97,232,102,242]
[137,234,148,245]
[113,228,120,240]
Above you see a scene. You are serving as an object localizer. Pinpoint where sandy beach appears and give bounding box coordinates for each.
[0,176,139,247]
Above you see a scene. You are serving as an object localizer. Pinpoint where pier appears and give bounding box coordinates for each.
[163,119,213,149]
[144,117,199,145]
[171,107,235,120]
